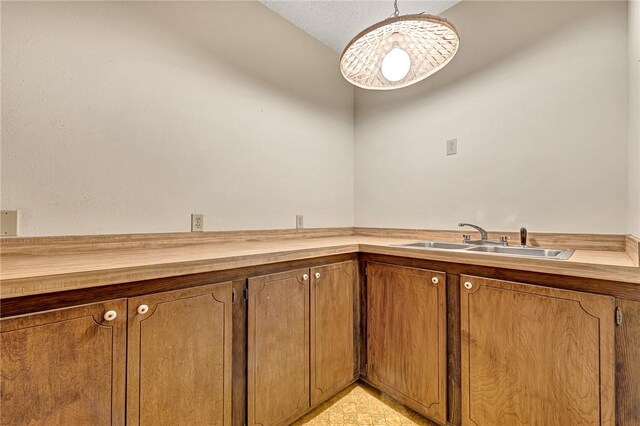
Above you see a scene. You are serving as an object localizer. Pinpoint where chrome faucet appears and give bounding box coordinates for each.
[458,223,489,240]
[459,223,509,246]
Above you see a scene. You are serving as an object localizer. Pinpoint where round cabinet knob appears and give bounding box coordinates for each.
[137,304,149,315]
[103,310,117,321]
[431,277,439,284]
[315,272,321,279]
[302,274,309,280]
[464,281,473,290]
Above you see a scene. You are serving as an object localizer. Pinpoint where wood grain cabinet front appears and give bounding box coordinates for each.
[248,268,311,426]
[366,263,447,425]
[616,298,640,426]
[126,283,233,426]
[248,261,358,425]
[310,260,358,406]
[0,300,127,426]
[460,275,615,426]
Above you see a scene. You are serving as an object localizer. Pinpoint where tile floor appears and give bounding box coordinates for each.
[292,383,438,426]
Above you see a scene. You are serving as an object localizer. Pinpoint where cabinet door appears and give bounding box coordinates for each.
[127,283,232,426]
[367,263,447,424]
[1,300,127,426]
[310,260,357,405]
[248,268,310,426]
[616,298,640,426]
[460,275,615,426]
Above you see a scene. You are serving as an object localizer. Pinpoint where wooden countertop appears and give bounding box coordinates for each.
[1,230,639,299]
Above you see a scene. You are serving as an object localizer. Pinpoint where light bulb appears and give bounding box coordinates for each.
[381,47,411,82]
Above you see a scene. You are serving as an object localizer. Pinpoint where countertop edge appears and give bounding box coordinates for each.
[0,244,360,299]
[1,239,639,300]
[359,244,640,285]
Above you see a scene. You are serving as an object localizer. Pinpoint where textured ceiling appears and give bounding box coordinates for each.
[260,1,461,53]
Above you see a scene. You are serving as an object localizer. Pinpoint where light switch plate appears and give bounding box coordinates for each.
[1,210,18,236]
[446,138,457,156]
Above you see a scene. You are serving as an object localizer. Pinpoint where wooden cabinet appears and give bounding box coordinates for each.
[248,261,358,425]
[1,281,233,426]
[127,283,233,425]
[310,261,357,405]
[1,259,357,426]
[615,298,640,426]
[248,268,310,426]
[6,254,627,426]
[460,275,615,426]
[366,263,447,424]
[1,300,127,426]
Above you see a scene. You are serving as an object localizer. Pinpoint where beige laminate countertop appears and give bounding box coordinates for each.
[1,233,639,299]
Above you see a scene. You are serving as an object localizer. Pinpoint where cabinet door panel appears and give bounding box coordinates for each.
[248,268,310,426]
[1,300,127,426]
[310,260,357,405]
[460,275,615,426]
[616,298,640,426]
[367,263,447,424]
[127,283,232,426]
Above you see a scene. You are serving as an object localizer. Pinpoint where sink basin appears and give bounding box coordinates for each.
[392,241,575,260]
[466,245,574,259]
[395,241,471,250]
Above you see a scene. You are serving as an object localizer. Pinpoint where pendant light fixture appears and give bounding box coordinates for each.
[340,0,460,90]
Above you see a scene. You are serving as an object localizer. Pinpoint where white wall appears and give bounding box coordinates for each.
[2,1,634,237]
[0,1,354,236]
[355,1,630,233]
[629,0,640,236]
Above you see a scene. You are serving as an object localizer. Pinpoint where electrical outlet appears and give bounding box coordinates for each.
[446,138,457,156]
[296,215,304,229]
[1,210,18,236]
[191,213,204,232]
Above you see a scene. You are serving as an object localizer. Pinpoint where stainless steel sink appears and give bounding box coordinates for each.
[393,241,574,260]
[396,241,470,250]
[466,245,574,259]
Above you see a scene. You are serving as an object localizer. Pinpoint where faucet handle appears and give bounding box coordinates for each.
[500,235,509,246]
[462,234,471,243]
[520,227,528,247]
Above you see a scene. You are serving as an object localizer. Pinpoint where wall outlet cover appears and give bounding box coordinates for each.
[191,213,204,232]
[296,215,304,229]
[446,138,457,156]
[1,210,19,236]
